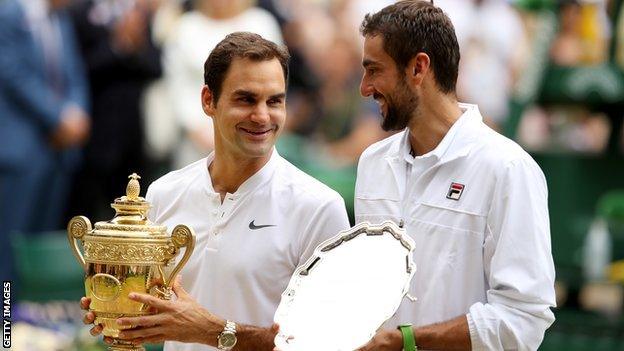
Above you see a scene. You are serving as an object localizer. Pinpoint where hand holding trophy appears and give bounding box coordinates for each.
[67,174,196,351]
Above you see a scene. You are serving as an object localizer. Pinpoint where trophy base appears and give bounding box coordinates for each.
[108,341,146,351]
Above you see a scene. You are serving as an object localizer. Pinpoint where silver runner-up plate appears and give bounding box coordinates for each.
[274,221,416,351]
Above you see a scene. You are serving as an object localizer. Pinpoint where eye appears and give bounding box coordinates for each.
[268,98,283,106]
[238,96,255,104]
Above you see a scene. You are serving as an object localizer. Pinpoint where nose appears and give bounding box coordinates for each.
[250,103,271,124]
[360,76,373,97]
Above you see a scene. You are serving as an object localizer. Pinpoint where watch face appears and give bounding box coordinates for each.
[219,332,237,348]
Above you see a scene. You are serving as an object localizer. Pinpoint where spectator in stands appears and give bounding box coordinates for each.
[67,0,162,221]
[0,0,90,282]
[437,0,527,129]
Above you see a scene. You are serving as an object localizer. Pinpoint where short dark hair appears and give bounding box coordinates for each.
[204,32,290,103]
[360,0,460,94]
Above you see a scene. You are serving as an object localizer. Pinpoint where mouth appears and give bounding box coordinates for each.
[239,126,274,139]
[373,94,386,114]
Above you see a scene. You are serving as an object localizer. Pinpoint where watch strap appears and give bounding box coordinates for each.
[224,320,236,333]
[398,324,417,351]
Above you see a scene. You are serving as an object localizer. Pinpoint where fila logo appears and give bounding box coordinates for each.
[446,182,465,200]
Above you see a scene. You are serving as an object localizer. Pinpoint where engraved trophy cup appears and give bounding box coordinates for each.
[67,174,195,351]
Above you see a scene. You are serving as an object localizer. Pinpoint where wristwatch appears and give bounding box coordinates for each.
[217,320,237,350]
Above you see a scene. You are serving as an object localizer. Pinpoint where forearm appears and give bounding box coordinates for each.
[196,314,275,351]
[413,315,471,351]
[162,312,275,350]
[232,324,277,351]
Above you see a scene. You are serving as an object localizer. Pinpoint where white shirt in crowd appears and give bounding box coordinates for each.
[355,104,556,350]
[436,0,526,124]
[146,149,350,351]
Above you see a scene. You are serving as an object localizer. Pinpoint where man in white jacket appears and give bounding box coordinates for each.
[355,1,555,350]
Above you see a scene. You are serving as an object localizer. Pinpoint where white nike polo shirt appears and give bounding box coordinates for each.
[146,150,350,351]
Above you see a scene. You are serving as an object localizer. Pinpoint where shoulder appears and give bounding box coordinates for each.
[358,131,404,166]
[355,132,403,192]
[469,124,544,183]
[478,125,538,167]
[273,157,344,208]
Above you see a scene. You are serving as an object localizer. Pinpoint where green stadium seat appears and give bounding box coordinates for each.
[10,231,85,301]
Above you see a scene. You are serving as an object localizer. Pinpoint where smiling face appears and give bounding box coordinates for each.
[360,35,418,131]
[202,57,286,161]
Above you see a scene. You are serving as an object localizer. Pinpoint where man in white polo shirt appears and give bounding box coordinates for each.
[354,1,556,351]
[82,32,349,351]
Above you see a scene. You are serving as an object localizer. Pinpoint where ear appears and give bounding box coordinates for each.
[406,52,431,87]
[201,85,216,117]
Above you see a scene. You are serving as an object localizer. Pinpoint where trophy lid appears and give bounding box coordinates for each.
[92,173,167,238]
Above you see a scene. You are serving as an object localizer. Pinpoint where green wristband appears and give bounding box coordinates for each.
[398,324,417,351]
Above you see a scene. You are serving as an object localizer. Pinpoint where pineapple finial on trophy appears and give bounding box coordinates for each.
[126,173,141,201]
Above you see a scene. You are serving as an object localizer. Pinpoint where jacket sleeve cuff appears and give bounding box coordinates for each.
[466,312,483,351]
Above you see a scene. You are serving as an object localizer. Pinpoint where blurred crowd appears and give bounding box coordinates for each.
[1,0,623,281]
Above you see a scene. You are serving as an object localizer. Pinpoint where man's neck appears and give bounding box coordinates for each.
[209,149,272,202]
[407,93,462,156]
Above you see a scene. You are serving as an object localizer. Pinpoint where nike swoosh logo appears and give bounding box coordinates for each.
[249,220,276,230]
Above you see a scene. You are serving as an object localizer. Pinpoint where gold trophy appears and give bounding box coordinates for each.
[67,173,195,351]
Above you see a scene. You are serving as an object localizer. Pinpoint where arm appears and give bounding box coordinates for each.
[356,315,471,351]
[59,10,89,112]
[116,279,278,350]
[467,157,556,350]
[0,7,62,131]
[414,316,471,350]
[231,325,278,351]
[83,291,278,351]
[296,196,351,266]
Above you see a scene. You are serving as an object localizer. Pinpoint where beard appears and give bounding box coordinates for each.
[378,77,418,131]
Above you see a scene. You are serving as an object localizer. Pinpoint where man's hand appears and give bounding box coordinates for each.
[355,329,403,351]
[80,297,114,344]
[115,278,223,346]
[50,105,90,149]
[81,297,101,336]
[112,5,148,54]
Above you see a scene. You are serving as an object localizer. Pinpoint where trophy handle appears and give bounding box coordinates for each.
[67,216,91,270]
[162,224,196,295]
